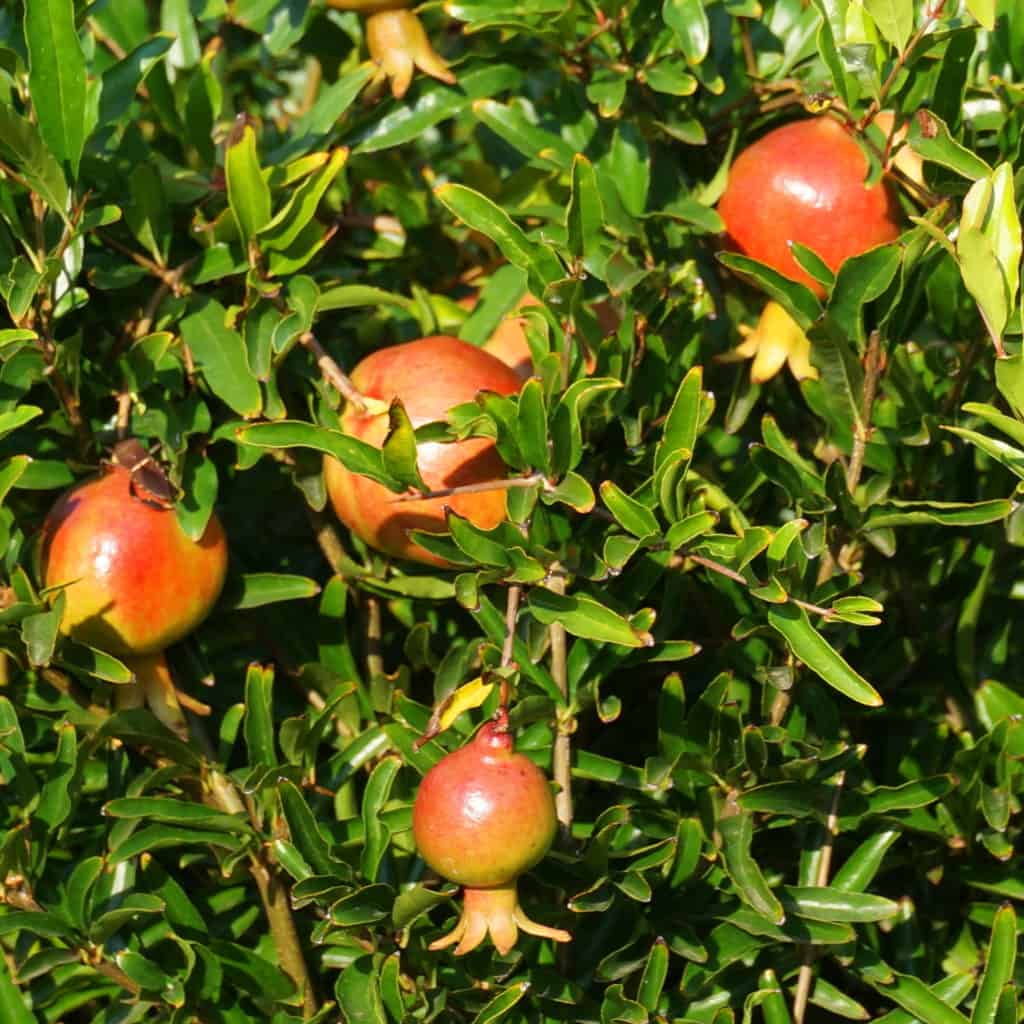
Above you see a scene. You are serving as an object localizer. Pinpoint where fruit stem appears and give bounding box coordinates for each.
[123,651,187,738]
[547,572,573,843]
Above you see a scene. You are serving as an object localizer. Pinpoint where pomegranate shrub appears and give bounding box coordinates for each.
[0,1,1021,1022]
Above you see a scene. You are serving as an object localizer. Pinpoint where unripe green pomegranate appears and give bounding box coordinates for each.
[412,710,571,955]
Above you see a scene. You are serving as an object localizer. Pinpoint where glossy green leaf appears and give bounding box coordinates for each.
[767,604,883,707]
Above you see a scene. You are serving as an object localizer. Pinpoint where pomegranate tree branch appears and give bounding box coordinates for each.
[857,2,946,131]
[846,330,884,495]
[547,571,573,843]
[792,772,845,1024]
[201,752,318,1018]
[498,584,521,707]
[299,331,371,413]
[388,473,543,503]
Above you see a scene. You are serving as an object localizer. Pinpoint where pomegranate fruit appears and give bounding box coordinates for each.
[412,710,570,955]
[717,118,902,297]
[460,291,618,380]
[40,454,228,734]
[324,335,522,568]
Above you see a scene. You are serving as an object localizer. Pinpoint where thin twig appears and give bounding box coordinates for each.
[846,330,884,495]
[498,584,521,708]
[547,571,573,843]
[366,595,384,681]
[388,474,543,503]
[857,2,947,131]
[197,732,318,1018]
[306,506,347,575]
[299,331,372,413]
[793,773,846,1024]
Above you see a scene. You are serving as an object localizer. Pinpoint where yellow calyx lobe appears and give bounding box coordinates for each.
[723,301,819,384]
[366,9,456,99]
[429,883,571,956]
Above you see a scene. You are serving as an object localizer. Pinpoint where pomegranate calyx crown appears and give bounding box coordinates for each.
[474,708,514,753]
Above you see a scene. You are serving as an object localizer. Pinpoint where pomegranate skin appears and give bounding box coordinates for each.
[413,718,558,889]
[40,465,228,657]
[717,118,902,297]
[325,335,522,567]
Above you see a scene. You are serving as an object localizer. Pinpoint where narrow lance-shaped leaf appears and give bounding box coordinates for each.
[25,0,88,179]
[767,604,883,707]
[566,153,604,264]
[226,123,272,246]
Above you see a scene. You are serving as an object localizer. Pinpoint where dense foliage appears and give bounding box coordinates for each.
[0,0,1022,1021]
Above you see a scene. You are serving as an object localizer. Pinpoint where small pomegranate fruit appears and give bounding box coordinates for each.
[413,710,570,955]
[717,118,902,297]
[40,447,228,734]
[324,335,522,567]
[460,291,617,380]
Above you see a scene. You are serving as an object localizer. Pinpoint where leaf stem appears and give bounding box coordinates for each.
[498,584,521,707]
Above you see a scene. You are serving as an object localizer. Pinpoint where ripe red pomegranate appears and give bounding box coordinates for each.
[40,451,228,734]
[717,118,902,297]
[412,710,570,955]
[324,335,522,568]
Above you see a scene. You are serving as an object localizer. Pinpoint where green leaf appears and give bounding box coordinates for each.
[261,147,348,252]
[336,956,387,1024]
[965,0,995,30]
[244,664,276,767]
[226,124,272,246]
[24,0,88,178]
[566,154,604,264]
[958,164,1021,349]
[236,420,402,491]
[361,756,400,882]
[381,399,428,492]
[472,982,531,1023]
[528,587,652,647]
[279,780,337,877]
[972,904,1017,1024]
[600,481,660,538]
[663,0,711,63]
[767,604,883,707]
[180,300,262,418]
[866,968,972,1024]
[908,112,992,181]
[0,948,34,1024]
[863,0,913,51]
[718,801,785,924]
[0,104,69,218]
[781,885,900,923]
[609,122,650,218]
[472,99,575,169]
[809,319,865,434]
[718,253,823,328]
[219,573,322,610]
[435,183,562,289]
[865,499,1010,529]
[516,377,550,474]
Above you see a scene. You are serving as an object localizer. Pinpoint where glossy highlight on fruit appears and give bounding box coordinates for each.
[325,335,522,567]
[41,464,228,657]
[717,118,902,297]
[412,710,570,955]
